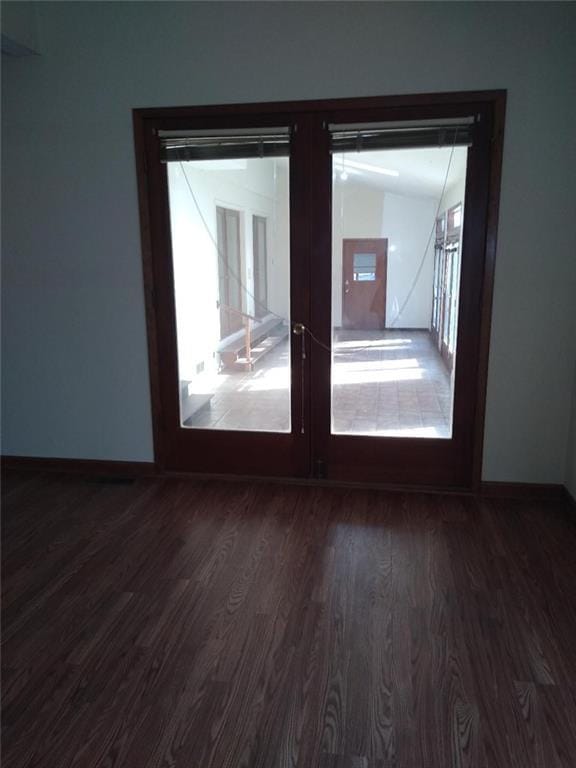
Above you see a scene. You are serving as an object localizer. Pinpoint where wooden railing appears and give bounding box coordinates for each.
[218,302,258,368]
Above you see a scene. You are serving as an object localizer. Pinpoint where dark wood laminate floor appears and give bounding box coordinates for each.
[2,471,576,768]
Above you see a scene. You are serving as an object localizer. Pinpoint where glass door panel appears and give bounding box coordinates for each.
[331,145,468,439]
[166,156,291,433]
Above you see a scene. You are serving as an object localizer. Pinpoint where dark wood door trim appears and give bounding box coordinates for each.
[133,111,165,471]
[134,90,505,121]
[473,95,506,490]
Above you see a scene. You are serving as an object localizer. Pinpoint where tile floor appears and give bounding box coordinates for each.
[185,330,452,438]
[184,343,291,433]
[332,330,452,438]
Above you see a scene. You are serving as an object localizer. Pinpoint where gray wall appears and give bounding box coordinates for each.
[2,1,576,480]
[1,1,38,53]
[566,362,576,501]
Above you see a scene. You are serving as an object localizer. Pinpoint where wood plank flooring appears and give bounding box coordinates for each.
[2,470,576,767]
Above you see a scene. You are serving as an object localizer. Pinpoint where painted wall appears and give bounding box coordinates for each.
[1,1,38,54]
[380,192,437,329]
[2,1,576,482]
[566,362,576,501]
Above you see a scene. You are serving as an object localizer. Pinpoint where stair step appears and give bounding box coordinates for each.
[235,333,287,370]
[219,317,289,371]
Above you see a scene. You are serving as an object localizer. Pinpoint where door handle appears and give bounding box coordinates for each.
[291,322,307,436]
[345,279,350,294]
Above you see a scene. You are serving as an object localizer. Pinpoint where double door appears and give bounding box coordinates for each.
[135,92,503,489]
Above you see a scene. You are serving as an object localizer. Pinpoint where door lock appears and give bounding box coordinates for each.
[292,323,306,335]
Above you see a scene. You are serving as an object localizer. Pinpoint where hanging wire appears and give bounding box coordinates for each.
[303,326,331,354]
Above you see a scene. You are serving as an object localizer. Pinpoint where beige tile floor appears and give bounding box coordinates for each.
[185,330,452,438]
[332,330,452,438]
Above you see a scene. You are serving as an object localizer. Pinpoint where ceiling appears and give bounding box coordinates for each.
[333,146,468,198]
[192,145,468,201]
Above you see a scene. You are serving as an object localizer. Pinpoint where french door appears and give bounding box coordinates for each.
[134,91,505,489]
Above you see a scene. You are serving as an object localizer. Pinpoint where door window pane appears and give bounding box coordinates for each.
[167,156,291,432]
[353,252,377,281]
[331,146,468,438]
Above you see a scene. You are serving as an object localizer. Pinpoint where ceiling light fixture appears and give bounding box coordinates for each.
[334,158,400,178]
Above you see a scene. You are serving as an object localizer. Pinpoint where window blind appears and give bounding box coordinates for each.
[330,120,474,153]
[159,129,290,162]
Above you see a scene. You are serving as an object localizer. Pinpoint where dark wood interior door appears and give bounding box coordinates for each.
[342,239,387,330]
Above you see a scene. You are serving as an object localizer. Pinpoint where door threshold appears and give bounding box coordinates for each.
[159,468,476,497]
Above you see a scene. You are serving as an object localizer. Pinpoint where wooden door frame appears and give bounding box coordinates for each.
[341,238,387,331]
[133,89,506,490]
